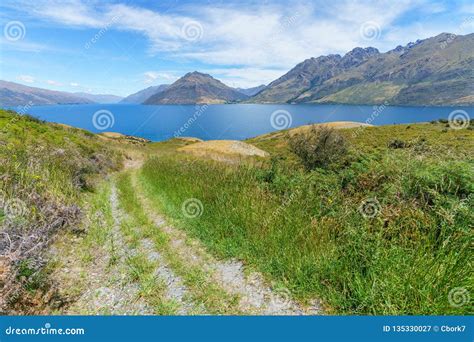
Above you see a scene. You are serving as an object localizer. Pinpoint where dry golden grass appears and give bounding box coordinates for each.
[175,137,203,143]
[178,140,269,161]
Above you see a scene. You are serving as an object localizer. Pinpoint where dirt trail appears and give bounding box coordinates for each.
[62,151,321,315]
[66,185,152,315]
[139,238,203,315]
[131,172,321,315]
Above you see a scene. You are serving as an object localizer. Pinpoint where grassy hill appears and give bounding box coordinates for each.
[1,110,472,315]
[140,121,473,314]
[0,109,124,312]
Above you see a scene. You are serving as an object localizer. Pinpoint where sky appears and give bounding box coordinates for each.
[0,0,473,96]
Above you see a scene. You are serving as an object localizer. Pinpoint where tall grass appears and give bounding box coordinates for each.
[141,130,473,314]
[0,109,121,312]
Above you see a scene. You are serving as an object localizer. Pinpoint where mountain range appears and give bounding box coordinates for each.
[1,33,472,107]
[0,80,94,106]
[0,80,123,106]
[250,33,473,105]
[236,85,267,96]
[144,72,248,104]
[120,84,169,104]
[73,92,123,103]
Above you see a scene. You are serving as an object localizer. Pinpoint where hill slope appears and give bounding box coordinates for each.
[249,33,474,105]
[73,92,123,103]
[0,109,122,313]
[144,72,248,104]
[0,80,94,106]
[236,85,267,96]
[140,120,472,315]
[249,47,379,103]
[120,85,169,104]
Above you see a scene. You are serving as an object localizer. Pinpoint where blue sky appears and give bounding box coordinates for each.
[0,0,473,96]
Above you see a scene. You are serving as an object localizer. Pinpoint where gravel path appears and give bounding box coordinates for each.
[132,173,321,315]
[67,184,152,315]
[139,238,202,315]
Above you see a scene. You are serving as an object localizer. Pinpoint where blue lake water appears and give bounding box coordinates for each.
[10,103,473,141]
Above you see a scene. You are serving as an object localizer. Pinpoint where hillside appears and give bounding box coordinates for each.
[0,109,122,313]
[73,92,123,103]
[250,47,379,103]
[236,85,267,96]
[0,80,94,106]
[249,33,474,105]
[1,110,472,315]
[139,119,472,315]
[144,72,248,104]
[120,85,169,104]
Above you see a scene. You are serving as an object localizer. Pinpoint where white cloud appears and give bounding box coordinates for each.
[203,68,287,88]
[30,0,104,27]
[9,0,472,87]
[143,71,179,84]
[17,75,35,83]
[47,80,63,86]
[70,82,80,87]
[14,1,423,62]
[0,37,49,52]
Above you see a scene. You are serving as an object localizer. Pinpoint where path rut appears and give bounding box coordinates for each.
[131,172,322,315]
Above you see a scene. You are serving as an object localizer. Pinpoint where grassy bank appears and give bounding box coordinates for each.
[141,122,473,314]
[0,109,121,312]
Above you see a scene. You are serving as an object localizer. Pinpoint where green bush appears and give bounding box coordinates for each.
[288,126,348,170]
[388,139,406,149]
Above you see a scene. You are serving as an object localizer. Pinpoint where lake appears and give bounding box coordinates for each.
[11,103,473,141]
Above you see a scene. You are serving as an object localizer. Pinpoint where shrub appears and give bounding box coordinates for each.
[388,139,407,149]
[288,126,348,170]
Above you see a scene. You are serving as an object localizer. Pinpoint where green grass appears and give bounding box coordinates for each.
[0,109,122,312]
[140,122,473,314]
[116,172,241,314]
[1,109,121,224]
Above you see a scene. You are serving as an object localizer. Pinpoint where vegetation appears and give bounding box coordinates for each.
[249,33,474,106]
[0,109,121,312]
[1,107,472,315]
[117,172,241,314]
[288,126,348,170]
[140,121,473,314]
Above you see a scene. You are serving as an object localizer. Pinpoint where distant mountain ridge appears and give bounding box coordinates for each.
[73,92,123,103]
[2,33,472,107]
[236,85,267,96]
[0,80,94,106]
[250,33,474,105]
[120,84,170,104]
[144,72,248,104]
[249,47,379,104]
